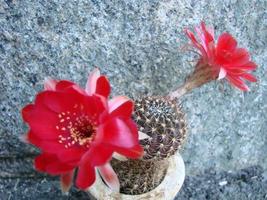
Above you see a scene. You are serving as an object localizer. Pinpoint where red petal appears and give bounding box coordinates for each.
[38,140,65,153]
[226,68,245,75]
[108,96,133,118]
[57,147,86,163]
[185,29,198,45]
[86,68,100,95]
[125,119,138,137]
[21,104,35,122]
[99,118,139,149]
[201,22,214,41]
[60,170,74,193]
[76,162,96,190]
[114,144,144,159]
[22,104,59,140]
[81,145,113,166]
[216,33,237,53]
[114,117,143,159]
[237,61,257,70]
[98,163,120,192]
[227,48,250,67]
[200,22,214,50]
[195,22,214,58]
[185,29,201,49]
[55,80,76,91]
[34,153,57,172]
[46,161,74,175]
[36,90,83,113]
[227,76,249,91]
[242,73,257,82]
[83,95,108,122]
[95,76,111,98]
[26,131,42,146]
[35,153,74,175]
[185,29,207,57]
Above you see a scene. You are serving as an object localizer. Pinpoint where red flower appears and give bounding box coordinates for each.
[21,68,143,192]
[185,22,257,91]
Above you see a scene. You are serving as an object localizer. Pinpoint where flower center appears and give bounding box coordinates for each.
[69,116,96,146]
[56,109,97,148]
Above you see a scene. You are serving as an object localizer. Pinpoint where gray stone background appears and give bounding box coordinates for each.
[0,0,266,199]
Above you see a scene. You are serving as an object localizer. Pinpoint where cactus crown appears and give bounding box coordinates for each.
[133,96,187,160]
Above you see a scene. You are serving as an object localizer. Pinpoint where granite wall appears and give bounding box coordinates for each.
[0,0,266,197]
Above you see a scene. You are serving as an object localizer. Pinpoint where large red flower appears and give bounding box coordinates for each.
[185,22,257,91]
[22,68,143,192]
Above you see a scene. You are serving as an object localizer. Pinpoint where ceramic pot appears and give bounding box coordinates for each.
[88,153,185,200]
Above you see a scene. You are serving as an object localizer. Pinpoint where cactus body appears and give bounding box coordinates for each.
[111,96,187,194]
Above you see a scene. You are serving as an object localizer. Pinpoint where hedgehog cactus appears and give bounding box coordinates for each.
[135,96,187,160]
[111,158,168,195]
[111,96,187,194]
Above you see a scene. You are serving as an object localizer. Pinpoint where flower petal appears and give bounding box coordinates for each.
[25,131,43,146]
[60,170,74,193]
[55,80,76,91]
[38,140,66,153]
[81,145,113,167]
[22,104,60,140]
[242,73,257,82]
[76,162,96,190]
[227,76,250,91]
[200,22,215,50]
[112,152,128,161]
[36,90,83,113]
[236,61,257,70]
[86,68,100,96]
[196,22,214,56]
[218,68,227,80]
[108,96,133,118]
[46,161,74,175]
[34,153,57,172]
[35,153,74,175]
[97,118,143,159]
[186,30,201,49]
[98,163,120,192]
[83,95,108,121]
[57,147,86,163]
[201,22,214,41]
[21,104,35,122]
[216,33,237,53]
[114,144,144,159]
[95,76,111,98]
[100,118,138,149]
[227,48,250,67]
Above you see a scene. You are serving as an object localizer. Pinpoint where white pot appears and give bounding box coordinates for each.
[88,153,185,200]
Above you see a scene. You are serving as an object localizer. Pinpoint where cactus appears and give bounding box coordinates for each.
[134,96,187,160]
[111,158,168,195]
[111,96,187,194]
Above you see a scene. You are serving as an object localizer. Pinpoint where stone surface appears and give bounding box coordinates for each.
[0,178,92,200]
[1,165,266,200]
[0,0,266,198]
[176,166,267,200]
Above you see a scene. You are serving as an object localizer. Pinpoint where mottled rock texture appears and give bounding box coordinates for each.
[0,0,266,198]
[1,165,266,199]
